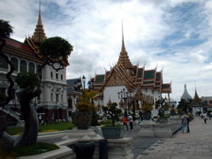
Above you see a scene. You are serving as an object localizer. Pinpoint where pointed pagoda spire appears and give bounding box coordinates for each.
[31,0,47,46]
[181,84,192,102]
[194,88,200,100]
[193,86,200,101]
[121,21,126,53]
[117,21,133,68]
[192,86,202,106]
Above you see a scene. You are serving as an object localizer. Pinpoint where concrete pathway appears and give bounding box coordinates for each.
[136,117,212,159]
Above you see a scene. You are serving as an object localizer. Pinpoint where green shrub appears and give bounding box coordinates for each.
[8,142,59,157]
[7,122,74,135]
[15,72,40,93]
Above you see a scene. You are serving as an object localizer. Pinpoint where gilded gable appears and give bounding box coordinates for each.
[105,71,125,86]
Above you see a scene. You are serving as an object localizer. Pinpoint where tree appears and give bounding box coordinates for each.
[155,98,170,117]
[102,102,122,126]
[0,19,13,38]
[177,99,192,114]
[0,21,73,149]
[39,36,73,71]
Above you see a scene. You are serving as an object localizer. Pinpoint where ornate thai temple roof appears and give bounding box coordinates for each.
[117,23,133,68]
[192,87,202,107]
[91,23,171,94]
[31,2,47,46]
[1,38,43,63]
[24,2,69,66]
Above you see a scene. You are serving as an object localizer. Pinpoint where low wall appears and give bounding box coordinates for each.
[19,128,134,159]
[138,117,182,138]
[18,146,75,159]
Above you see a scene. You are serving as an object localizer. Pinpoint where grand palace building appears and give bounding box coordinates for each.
[86,27,172,113]
[0,6,68,123]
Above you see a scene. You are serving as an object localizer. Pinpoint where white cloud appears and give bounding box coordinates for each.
[189,50,207,63]
[1,0,212,102]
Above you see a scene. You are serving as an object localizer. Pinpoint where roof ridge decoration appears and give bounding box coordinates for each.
[117,21,133,68]
[99,64,136,92]
[31,0,47,46]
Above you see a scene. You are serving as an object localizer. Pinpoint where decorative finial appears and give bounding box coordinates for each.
[121,20,126,53]
[31,0,47,45]
[39,0,41,14]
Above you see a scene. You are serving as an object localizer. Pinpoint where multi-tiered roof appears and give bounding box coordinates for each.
[25,2,46,55]
[91,24,171,94]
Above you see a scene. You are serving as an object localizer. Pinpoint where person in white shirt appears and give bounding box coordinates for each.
[128,114,133,131]
[203,112,208,124]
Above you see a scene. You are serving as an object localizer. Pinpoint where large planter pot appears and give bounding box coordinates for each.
[158,117,169,123]
[73,141,95,159]
[101,126,124,139]
[143,112,151,120]
[73,111,93,130]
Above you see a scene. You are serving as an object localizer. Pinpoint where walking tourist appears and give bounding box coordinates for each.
[181,113,189,133]
[138,111,144,123]
[122,116,129,130]
[128,114,133,131]
[203,112,208,124]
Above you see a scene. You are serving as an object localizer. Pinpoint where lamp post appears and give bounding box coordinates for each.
[82,75,86,90]
[117,88,133,117]
[73,78,81,92]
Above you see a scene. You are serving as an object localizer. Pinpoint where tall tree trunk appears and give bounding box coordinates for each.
[12,91,40,147]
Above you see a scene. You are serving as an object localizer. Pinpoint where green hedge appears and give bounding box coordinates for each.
[7,142,59,157]
[7,122,74,135]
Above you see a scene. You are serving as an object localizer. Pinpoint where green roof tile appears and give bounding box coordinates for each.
[144,70,155,80]
[95,75,105,83]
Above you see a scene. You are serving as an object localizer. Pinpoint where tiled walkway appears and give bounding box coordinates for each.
[136,117,212,159]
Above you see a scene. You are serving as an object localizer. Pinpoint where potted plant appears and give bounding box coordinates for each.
[156,98,170,123]
[73,90,97,129]
[141,103,153,120]
[101,102,124,139]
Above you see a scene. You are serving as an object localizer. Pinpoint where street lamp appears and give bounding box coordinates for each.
[73,78,81,91]
[82,75,86,89]
[117,88,133,117]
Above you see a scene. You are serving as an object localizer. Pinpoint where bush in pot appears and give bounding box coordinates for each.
[101,102,124,139]
[73,90,97,129]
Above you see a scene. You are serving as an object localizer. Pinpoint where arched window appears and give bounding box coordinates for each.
[29,62,35,73]
[20,60,27,72]
[0,56,8,69]
[11,57,18,71]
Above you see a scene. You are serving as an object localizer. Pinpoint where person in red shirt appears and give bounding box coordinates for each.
[122,116,129,131]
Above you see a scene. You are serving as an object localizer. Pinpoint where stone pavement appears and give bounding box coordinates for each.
[123,121,162,158]
[135,117,212,159]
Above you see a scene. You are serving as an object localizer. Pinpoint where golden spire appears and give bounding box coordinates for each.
[117,21,133,68]
[121,21,126,53]
[31,0,47,46]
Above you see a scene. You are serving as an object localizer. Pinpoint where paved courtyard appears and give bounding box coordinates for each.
[134,117,212,159]
[40,117,212,159]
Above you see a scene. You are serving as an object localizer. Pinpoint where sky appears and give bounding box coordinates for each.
[1,0,212,102]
